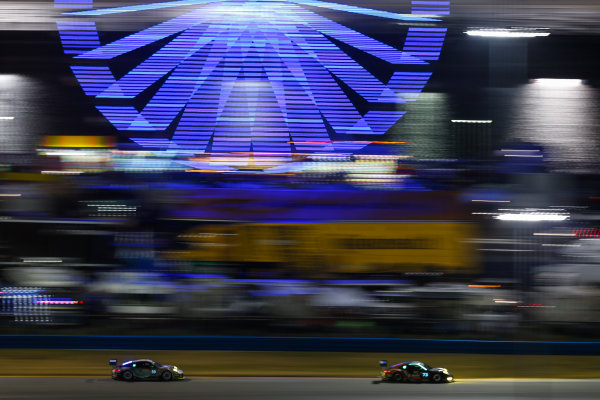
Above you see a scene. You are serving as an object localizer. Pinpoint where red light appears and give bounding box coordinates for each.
[79,301,84,304]
[573,228,600,238]
[384,370,390,373]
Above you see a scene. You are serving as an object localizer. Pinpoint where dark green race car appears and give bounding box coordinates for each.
[379,360,454,383]
[110,359,184,381]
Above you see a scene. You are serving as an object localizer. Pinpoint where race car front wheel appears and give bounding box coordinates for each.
[431,373,442,383]
[122,371,133,381]
[161,371,173,381]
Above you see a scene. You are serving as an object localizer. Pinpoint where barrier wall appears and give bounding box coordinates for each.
[1,336,598,355]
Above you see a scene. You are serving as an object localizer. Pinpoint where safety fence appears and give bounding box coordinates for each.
[1,335,599,355]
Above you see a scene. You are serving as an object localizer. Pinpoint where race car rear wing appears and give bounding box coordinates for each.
[109,359,118,367]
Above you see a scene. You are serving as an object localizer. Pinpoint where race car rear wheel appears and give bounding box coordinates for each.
[431,373,442,383]
[392,372,406,383]
[161,371,173,381]
[122,370,133,381]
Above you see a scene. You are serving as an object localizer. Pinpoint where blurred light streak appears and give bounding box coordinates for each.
[541,243,581,247]
[21,258,63,263]
[493,299,518,304]
[464,238,520,244]
[0,194,22,197]
[450,119,492,123]
[43,150,97,157]
[533,78,583,87]
[471,199,511,203]
[496,213,569,221]
[503,154,543,158]
[35,300,79,305]
[466,29,550,38]
[499,149,541,152]
[41,170,84,175]
[533,232,575,236]
[478,248,534,252]
[0,116,15,120]
[468,284,501,288]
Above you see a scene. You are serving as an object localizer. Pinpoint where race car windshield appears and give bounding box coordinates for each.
[413,362,431,369]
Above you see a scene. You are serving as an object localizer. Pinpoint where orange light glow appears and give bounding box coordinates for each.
[468,284,502,288]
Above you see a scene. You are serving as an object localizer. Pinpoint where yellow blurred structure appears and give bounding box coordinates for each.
[40,136,115,148]
[176,222,478,273]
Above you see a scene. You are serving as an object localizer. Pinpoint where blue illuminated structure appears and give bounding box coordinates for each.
[55,0,450,154]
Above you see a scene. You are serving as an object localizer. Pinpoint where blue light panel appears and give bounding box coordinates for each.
[401,28,447,61]
[56,21,100,55]
[55,0,93,10]
[411,0,450,15]
[56,1,450,154]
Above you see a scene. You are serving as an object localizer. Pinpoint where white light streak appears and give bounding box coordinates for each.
[466,29,550,38]
[533,232,575,237]
[0,116,15,120]
[42,150,96,157]
[496,213,569,222]
[21,257,63,263]
[41,170,84,175]
[451,119,492,123]
[533,78,583,87]
[478,248,534,252]
[503,154,544,158]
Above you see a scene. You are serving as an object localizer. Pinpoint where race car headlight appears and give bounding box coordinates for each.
[173,366,179,372]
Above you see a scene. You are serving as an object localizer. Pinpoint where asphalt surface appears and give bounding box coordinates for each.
[0,378,599,400]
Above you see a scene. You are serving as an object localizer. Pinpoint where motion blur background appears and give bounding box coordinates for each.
[1,0,600,341]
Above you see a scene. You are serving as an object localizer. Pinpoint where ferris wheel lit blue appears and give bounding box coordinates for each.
[55,0,450,154]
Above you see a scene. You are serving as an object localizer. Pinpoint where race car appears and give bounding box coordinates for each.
[109,359,184,381]
[379,360,454,383]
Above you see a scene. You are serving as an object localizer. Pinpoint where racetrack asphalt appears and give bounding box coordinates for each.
[0,377,599,400]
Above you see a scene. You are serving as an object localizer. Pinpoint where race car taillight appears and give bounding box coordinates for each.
[113,369,120,372]
[383,370,390,373]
